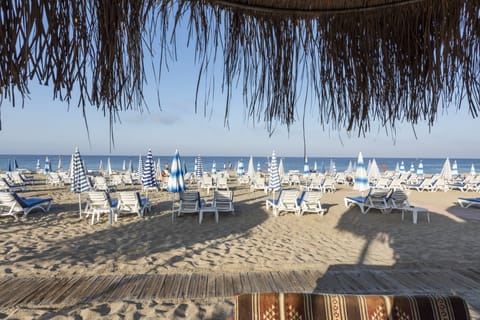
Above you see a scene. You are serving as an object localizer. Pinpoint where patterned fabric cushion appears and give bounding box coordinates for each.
[234,293,470,320]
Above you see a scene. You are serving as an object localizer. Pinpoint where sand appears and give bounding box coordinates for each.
[1,174,480,319]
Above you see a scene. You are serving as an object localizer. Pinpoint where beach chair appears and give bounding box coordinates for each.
[250,176,267,193]
[321,177,336,192]
[215,175,229,191]
[116,191,151,220]
[0,177,26,192]
[93,176,117,192]
[267,189,300,216]
[212,190,235,214]
[0,191,52,221]
[200,175,214,194]
[385,189,410,211]
[84,191,118,224]
[364,188,391,213]
[175,191,202,219]
[408,178,435,192]
[298,191,326,216]
[457,197,480,208]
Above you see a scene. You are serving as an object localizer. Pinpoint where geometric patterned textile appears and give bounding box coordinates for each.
[235,293,471,320]
[70,147,90,193]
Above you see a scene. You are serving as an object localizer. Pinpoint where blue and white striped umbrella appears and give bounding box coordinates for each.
[211,161,217,174]
[195,156,203,178]
[451,160,459,176]
[13,159,19,171]
[167,149,186,193]
[470,164,476,176]
[71,148,90,194]
[137,155,143,179]
[268,151,281,193]
[303,157,310,176]
[417,161,424,176]
[354,152,369,192]
[44,156,51,173]
[142,149,158,190]
[237,160,245,176]
[410,163,415,173]
[7,159,12,172]
[71,148,91,216]
[257,162,261,173]
[399,161,406,174]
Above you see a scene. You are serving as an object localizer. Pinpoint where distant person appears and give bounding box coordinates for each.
[381,163,387,172]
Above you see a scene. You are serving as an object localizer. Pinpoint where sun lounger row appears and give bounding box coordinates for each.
[344,189,412,214]
[265,189,326,217]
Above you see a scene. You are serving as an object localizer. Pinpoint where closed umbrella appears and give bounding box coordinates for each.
[417,161,424,177]
[470,164,476,176]
[195,155,203,178]
[7,159,12,172]
[36,159,41,172]
[440,158,452,180]
[71,148,91,218]
[107,157,113,176]
[167,149,186,220]
[128,160,133,174]
[247,156,255,179]
[13,159,19,171]
[237,160,245,176]
[451,160,458,176]
[142,149,158,192]
[99,159,104,173]
[211,161,217,174]
[330,160,337,175]
[268,151,281,202]
[278,158,285,178]
[367,158,381,181]
[122,160,126,172]
[57,156,62,171]
[44,157,51,174]
[303,157,310,176]
[354,152,369,193]
[314,161,318,173]
[257,162,261,173]
[156,158,162,176]
[395,162,400,174]
[346,161,353,174]
[137,155,143,180]
[399,161,406,174]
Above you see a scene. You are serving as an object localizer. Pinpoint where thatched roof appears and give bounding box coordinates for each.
[1,0,479,136]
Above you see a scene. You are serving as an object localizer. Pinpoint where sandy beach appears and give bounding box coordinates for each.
[1,173,480,319]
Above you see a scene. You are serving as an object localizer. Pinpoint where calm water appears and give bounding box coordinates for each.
[1,154,479,175]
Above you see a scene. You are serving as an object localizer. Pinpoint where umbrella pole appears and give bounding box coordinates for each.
[78,193,82,218]
[171,193,176,222]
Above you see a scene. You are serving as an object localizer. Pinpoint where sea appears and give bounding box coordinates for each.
[1,154,479,176]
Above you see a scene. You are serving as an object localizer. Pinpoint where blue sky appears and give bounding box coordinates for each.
[1,21,479,158]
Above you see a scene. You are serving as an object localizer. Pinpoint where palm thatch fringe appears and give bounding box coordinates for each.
[0,0,479,136]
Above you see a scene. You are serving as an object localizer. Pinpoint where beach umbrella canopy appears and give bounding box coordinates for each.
[106,157,113,176]
[57,156,62,171]
[417,161,424,177]
[451,160,459,176]
[167,149,186,193]
[247,156,255,179]
[440,158,452,180]
[195,156,203,178]
[71,148,91,216]
[367,158,381,181]
[470,164,476,176]
[354,152,369,192]
[13,159,19,171]
[268,151,281,194]
[142,149,158,190]
[409,163,415,173]
[278,158,285,178]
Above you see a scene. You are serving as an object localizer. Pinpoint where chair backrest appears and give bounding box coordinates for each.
[0,192,22,211]
[87,191,111,209]
[213,190,234,211]
[367,188,390,207]
[300,191,322,208]
[279,190,299,205]
[179,191,201,212]
[119,191,140,208]
[388,190,409,208]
